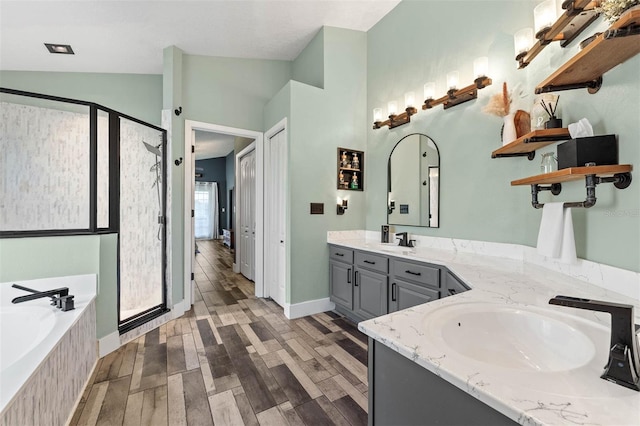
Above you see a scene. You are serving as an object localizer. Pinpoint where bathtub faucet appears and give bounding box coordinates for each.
[11,284,75,312]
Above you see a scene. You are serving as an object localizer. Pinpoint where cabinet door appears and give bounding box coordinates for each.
[330,260,353,310]
[354,268,388,320]
[443,270,469,298]
[389,279,440,313]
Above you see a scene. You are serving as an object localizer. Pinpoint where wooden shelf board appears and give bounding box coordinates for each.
[536,7,640,91]
[492,128,571,157]
[339,167,361,172]
[511,164,632,186]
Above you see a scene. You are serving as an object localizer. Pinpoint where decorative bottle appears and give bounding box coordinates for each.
[350,173,359,189]
[341,151,349,168]
[352,153,360,170]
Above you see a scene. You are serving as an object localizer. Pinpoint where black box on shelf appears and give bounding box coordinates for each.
[557,135,618,170]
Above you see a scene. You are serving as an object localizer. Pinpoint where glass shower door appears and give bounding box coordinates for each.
[118,117,167,331]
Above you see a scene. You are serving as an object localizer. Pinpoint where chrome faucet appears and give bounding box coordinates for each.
[11,284,75,312]
[549,295,640,391]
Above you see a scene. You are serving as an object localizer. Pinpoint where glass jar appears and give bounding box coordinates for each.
[352,153,360,170]
[540,152,557,174]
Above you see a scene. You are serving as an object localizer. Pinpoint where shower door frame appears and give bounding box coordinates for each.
[0,87,169,334]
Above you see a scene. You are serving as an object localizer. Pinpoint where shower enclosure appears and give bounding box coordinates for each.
[0,88,168,333]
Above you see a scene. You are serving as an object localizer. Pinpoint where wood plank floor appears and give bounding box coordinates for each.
[71,239,368,426]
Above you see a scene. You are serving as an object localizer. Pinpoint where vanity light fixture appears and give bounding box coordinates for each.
[422,58,492,111]
[44,43,74,54]
[516,0,601,69]
[372,97,418,130]
[337,198,348,215]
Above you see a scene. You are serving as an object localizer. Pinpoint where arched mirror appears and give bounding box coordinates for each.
[387,133,440,227]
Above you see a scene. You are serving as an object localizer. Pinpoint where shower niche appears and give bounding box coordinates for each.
[0,88,168,333]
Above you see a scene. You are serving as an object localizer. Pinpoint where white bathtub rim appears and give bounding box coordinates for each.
[0,274,97,414]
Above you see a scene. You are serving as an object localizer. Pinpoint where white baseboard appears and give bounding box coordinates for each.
[172,299,190,318]
[98,331,121,358]
[233,263,239,273]
[284,297,335,319]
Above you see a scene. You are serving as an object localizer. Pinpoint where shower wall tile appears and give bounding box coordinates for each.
[0,102,91,231]
[0,102,111,232]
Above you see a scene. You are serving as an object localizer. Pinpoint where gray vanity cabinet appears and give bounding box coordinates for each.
[353,252,389,320]
[443,270,470,297]
[389,258,441,313]
[329,244,469,322]
[369,339,517,425]
[329,246,354,310]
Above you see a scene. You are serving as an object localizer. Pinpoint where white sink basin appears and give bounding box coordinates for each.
[423,303,608,373]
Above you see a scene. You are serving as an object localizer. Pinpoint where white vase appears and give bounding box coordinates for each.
[502,113,517,146]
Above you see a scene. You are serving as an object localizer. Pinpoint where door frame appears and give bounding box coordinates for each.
[183,120,265,306]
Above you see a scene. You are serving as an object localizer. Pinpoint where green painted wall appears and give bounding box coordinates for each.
[366,1,640,272]
[288,27,368,304]
[97,234,118,338]
[0,71,163,125]
[0,236,100,282]
[292,29,324,89]
[0,234,118,339]
[181,54,292,132]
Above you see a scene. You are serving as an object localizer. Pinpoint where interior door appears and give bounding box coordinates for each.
[265,129,286,307]
[239,150,255,280]
[250,152,256,280]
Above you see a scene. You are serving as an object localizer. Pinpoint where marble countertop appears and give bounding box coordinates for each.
[328,234,640,426]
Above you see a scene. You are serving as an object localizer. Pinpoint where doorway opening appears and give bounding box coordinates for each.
[184,121,264,309]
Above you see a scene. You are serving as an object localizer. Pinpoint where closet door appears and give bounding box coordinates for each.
[265,129,286,307]
[239,150,255,280]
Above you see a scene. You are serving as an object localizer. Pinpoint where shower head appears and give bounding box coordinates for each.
[143,141,162,156]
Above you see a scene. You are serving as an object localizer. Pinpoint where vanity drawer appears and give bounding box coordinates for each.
[355,251,389,274]
[391,258,440,288]
[329,245,353,263]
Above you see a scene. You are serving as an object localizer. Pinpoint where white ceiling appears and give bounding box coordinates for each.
[194,131,236,160]
[0,0,400,74]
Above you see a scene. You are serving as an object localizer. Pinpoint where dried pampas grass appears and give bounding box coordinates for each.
[483,82,512,117]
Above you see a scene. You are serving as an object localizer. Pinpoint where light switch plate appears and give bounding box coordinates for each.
[310,203,324,214]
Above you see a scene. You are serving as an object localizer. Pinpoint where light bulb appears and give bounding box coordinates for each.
[387,101,398,116]
[404,92,416,109]
[423,82,435,100]
[514,28,534,57]
[446,71,459,90]
[534,0,556,37]
[473,57,488,78]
